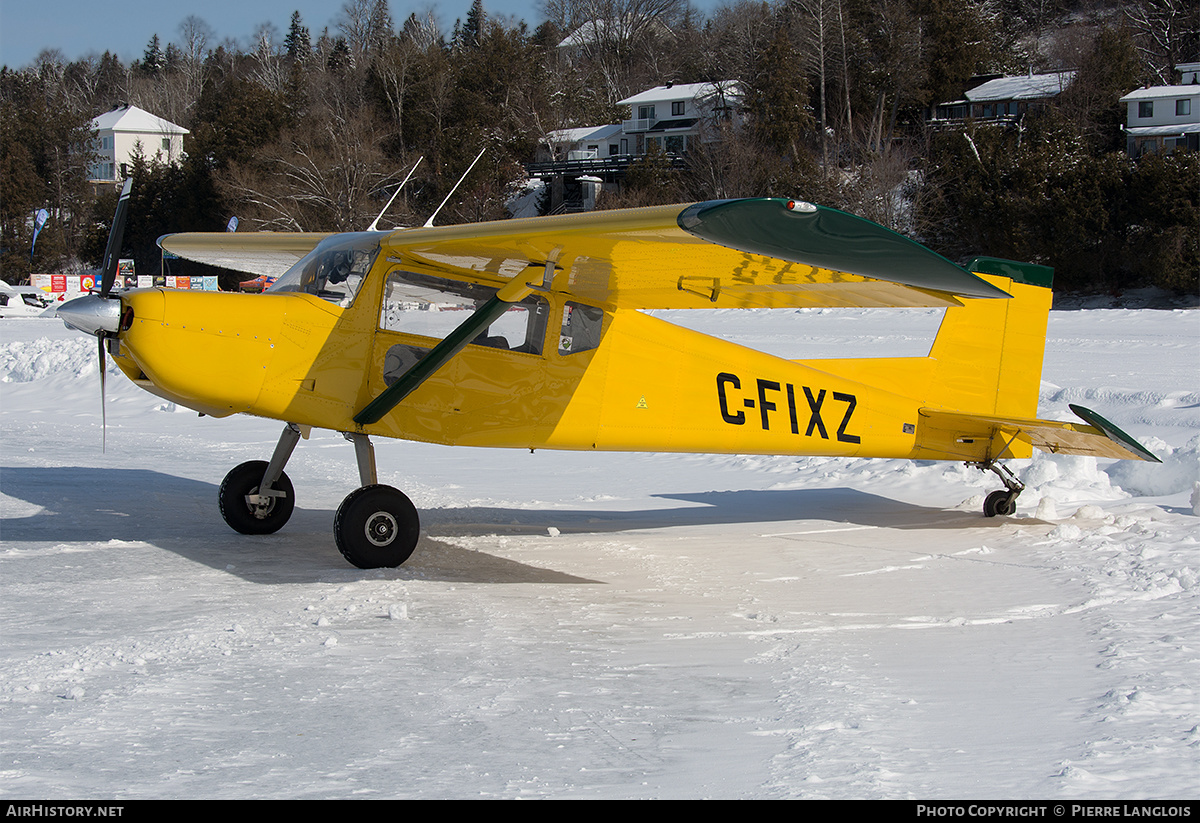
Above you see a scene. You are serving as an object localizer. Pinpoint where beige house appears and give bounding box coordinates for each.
[90,105,189,183]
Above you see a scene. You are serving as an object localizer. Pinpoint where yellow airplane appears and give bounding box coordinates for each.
[58,186,1159,568]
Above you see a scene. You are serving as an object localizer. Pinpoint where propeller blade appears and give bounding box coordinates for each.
[98,334,108,453]
[99,179,133,298]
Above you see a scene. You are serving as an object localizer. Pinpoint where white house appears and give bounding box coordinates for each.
[527,80,743,212]
[1119,82,1200,157]
[90,105,189,183]
[539,123,626,162]
[617,81,742,157]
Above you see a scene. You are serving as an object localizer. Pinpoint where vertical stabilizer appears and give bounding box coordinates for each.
[925,258,1054,420]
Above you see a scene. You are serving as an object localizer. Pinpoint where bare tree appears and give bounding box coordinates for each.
[548,0,687,102]
[221,110,400,232]
[1125,0,1200,83]
[250,23,287,94]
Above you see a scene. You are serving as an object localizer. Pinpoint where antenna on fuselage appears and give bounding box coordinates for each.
[368,156,424,232]
[423,148,486,229]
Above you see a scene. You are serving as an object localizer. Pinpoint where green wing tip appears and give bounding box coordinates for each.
[678,198,1010,300]
[967,256,1054,289]
[1069,404,1161,463]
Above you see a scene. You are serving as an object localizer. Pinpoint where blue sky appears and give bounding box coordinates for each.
[0,0,562,70]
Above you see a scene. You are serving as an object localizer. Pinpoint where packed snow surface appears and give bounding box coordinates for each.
[1,307,1197,799]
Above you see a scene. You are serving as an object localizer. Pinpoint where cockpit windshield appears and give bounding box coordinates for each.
[267,232,383,307]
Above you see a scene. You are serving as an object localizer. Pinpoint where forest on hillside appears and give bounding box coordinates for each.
[1,0,1197,294]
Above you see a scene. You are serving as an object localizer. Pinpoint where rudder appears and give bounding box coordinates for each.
[926,257,1054,420]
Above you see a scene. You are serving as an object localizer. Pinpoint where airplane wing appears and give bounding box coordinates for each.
[382,198,1011,310]
[158,232,332,278]
[919,405,1161,463]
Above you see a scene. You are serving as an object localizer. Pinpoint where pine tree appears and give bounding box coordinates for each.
[368,0,394,54]
[285,11,312,62]
[463,0,486,50]
[140,34,164,77]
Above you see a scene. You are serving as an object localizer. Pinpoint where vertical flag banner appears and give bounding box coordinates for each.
[31,209,48,259]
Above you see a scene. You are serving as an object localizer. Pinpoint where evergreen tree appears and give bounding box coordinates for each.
[285,11,312,62]
[743,23,815,162]
[368,0,394,54]
[463,0,487,50]
[140,34,164,77]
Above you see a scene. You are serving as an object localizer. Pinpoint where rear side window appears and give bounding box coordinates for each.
[558,302,604,355]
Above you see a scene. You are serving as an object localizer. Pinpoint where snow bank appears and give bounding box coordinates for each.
[1,310,1196,799]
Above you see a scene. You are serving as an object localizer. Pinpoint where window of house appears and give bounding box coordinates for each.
[1139,101,1154,118]
[638,105,655,120]
[671,101,685,116]
[162,138,170,151]
[1177,99,1191,116]
[665,135,685,153]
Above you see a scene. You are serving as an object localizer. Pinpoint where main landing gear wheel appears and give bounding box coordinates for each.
[983,489,1018,518]
[219,460,296,534]
[334,484,420,569]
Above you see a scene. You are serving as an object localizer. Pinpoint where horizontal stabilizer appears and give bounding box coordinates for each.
[919,405,1160,463]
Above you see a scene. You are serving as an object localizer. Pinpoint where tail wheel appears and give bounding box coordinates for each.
[219,460,295,534]
[334,484,420,569]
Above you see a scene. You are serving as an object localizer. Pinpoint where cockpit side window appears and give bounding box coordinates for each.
[267,233,382,307]
[380,269,548,355]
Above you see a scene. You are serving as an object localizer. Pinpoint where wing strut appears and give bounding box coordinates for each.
[353,270,540,426]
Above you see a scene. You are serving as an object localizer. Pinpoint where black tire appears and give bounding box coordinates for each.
[219,460,295,535]
[334,484,420,569]
[983,489,1016,518]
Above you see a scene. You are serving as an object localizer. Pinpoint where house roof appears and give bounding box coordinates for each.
[1124,123,1200,137]
[557,18,673,50]
[964,72,1075,102]
[646,117,699,132]
[1120,85,1200,102]
[545,123,624,144]
[92,105,189,135]
[618,81,741,106]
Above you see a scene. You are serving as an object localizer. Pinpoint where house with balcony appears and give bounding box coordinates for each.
[617,81,743,157]
[536,123,626,164]
[89,104,189,184]
[929,71,1075,126]
[526,80,742,212]
[1120,77,1200,157]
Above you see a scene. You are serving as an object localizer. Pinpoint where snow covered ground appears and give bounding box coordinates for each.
[1,306,1197,799]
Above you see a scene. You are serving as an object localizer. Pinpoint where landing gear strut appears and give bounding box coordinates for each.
[219,423,301,534]
[333,432,420,569]
[970,459,1024,518]
[218,424,420,568]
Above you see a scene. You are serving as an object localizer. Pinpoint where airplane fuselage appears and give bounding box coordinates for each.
[108,254,1042,466]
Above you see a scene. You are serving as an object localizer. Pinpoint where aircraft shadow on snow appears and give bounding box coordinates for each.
[1,465,997,585]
